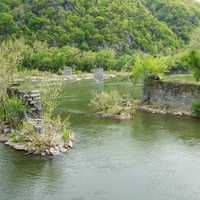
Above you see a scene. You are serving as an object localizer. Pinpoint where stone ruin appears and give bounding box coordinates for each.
[1,82,74,156]
[94,68,105,82]
[64,66,72,77]
[7,83,44,133]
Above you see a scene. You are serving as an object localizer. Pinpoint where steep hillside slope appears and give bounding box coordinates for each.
[143,0,200,42]
[0,0,199,54]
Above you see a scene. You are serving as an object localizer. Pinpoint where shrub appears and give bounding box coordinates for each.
[0,38,30,97]
[165,51,190,74]
[95,49,117,70]
[132,53,167,82]
[117,54,134,71]
[184,50,200,81]
[40,82,65,119]
[0,97,27,127]
[192,102,200,118]
[90,91,136,116]
[8,117,73,154]
[90,91,123,114]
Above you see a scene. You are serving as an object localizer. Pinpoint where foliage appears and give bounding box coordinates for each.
[165,49,200,82]
[0,0,198,73]
[40,81,65,118]
[7,82,73,154]
[143,0,200,43]
[192,102,200,118]
[132,53,167,82]
[164,51,190,74]
[90,91,136,116]
[0,0,199,54]
[0,97,27,128]
[21,46,120,72]
[190,27,200,50]
[0,38,30,97]
[40,82,73,144]
[8,117,72,153]
[184,50,200,81]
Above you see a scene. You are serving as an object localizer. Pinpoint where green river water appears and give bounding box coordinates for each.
[1,79,200,200]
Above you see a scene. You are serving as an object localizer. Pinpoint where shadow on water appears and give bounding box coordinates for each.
[0,144,78,200]
[131,112,200,143]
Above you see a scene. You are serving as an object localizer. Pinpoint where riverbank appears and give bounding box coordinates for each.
[15,71,131,92]
[22,71,129,84]
[0,131,74,156]
[138,105,191,116]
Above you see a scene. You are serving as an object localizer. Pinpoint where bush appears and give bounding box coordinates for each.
[192,102,200,118]
[95,49,117,70]
[8,116,73,154]
[90,91,123,114]
[0,97,27,127]
[165,51,190,74]
[90,91,136,116]
[132,53,167,82]
[184,50,200,81]
[117,54,134,71]
[0,38,29,97]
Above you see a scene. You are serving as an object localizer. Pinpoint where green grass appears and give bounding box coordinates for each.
[162,74,200,85]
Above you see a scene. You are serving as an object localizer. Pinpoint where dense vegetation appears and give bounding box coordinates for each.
[132,49,200,82]
[143,0,200,43]
[0,0,200,55]
[90,91,136,118]
[0,96,27,128]
[0,0,200,73]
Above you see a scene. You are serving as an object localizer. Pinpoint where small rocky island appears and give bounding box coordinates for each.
[0,82,74,156]
[90,91,137,120]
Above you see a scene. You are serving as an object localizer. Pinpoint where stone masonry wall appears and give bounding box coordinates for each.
[143,80,200,115]
[7,83,43,133]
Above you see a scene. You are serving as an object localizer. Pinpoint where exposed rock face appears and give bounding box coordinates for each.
[143,80,200,116]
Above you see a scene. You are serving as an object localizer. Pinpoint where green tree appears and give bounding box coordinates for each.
[0,12,17,38]
[185,50,200,81]
[132,53,167,82]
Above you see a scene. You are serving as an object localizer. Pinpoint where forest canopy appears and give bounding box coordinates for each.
[0,0,199,54]
[0,0,200,72]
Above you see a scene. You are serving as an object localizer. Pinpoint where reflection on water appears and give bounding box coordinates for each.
[1,79,200,200]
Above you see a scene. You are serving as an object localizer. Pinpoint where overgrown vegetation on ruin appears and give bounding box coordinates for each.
[90,91,137,119]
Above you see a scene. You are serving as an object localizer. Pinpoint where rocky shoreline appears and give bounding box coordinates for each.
[25,72,119,84]
[96,112,132,120]
[0,128,75,156]
[138,105,191,117]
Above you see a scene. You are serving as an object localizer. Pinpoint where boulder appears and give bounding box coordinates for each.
[49,147,60,156]
[68,140,73,148]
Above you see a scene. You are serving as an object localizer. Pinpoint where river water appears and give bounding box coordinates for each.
[1,79,200,200]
